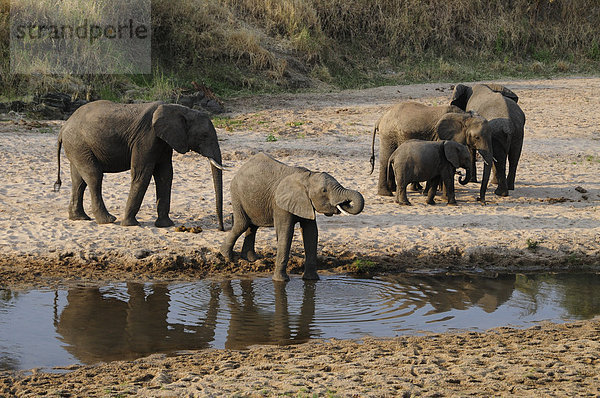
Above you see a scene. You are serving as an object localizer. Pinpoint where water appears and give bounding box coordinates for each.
[1,273,600,371]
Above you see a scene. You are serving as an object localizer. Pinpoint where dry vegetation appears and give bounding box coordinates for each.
[1,0,600,98]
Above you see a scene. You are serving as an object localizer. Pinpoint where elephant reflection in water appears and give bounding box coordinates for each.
[384,274,516,315]
[55,283,220,364]
[221,279,316,350]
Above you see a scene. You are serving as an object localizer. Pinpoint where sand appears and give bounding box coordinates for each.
[1,77,599,396]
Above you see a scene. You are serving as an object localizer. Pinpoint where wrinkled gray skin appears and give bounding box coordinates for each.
[387,140,472,206]
[451,83,525,200]
[55,100,224,229]
[370,101,493,199]
[220,153,364,282]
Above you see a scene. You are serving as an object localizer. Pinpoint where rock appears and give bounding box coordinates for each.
[134,249,151,259]
[0,102,7,114]
[175,95,195,108]
[9,100,26,112]
[36,92,71,111]
[205,99,224,113]
[193,90,205,102]
[68,99,88,113]
[32,103,65,119]
[575,186,587,193]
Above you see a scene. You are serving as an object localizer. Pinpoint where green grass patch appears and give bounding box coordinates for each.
[350,258,377,274]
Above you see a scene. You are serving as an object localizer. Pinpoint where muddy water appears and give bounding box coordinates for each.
[1,273,599,371]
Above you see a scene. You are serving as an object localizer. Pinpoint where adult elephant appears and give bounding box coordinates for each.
[451,83,525,198]
[370,101,493,200]
[220,153,364,282]
[54,100,224,229]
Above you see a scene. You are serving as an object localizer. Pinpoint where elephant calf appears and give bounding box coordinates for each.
[220,153,365,282]
[387,140,472,206]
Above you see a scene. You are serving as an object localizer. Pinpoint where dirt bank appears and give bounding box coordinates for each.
[2,318,599,397]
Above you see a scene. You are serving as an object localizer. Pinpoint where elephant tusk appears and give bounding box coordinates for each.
[209,158,227,170]
[483,159,489,166]
[336,205,352,216]
[493,157,498,162]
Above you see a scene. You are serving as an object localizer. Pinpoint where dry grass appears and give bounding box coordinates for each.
[1,0,600,98]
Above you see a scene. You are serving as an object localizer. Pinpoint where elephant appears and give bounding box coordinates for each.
[370,101,493,201]
[220,152,365,282]
[54,100,224,229]
[451,83,525,198]
[387,140,472,206]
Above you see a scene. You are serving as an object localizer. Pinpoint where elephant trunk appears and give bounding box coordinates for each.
[206,147,224,231]
[332,186,365,215]
[479,161,491,203]
[459,166,471,186]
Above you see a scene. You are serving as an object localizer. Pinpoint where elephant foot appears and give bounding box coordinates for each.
[447,200,457,206]
[121,217,139,226]
[155,217,174,228]
[426,200,436,205]
[96,213,117,224]
[377,188,394,197]
[508,183,515,190]
[494,187,509,197]
[220,246,234,262]
[399,200,412,206]
[272,270,290,282]
[69,212,91,221]
[302,270,320,280]
[242,251,260,262]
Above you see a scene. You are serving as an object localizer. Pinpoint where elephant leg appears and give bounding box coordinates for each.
[470,147,478,183]
[410,182,423,192]
[153,161,174,228]
[220,202,250,261]
[397,181,411,205]
[68,164,91,221]
[493,155,509,197]
[299,218,319,280]
[425,177,439,205]
[377,139,396,196]
[273,213,295,282]
[507,139,523,190]
[444,174,457,205]
[122,165,154,226]
[76,161,115,224]
[241,224,259,262]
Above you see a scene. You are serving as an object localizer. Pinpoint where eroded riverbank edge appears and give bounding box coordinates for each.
[1,247,598,288]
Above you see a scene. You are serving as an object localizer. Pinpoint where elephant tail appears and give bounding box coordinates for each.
[54,132,62,192]
[369,121,379,175]
[386,155,394,189]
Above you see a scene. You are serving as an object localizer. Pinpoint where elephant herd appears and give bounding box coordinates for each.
[54,83,525,281]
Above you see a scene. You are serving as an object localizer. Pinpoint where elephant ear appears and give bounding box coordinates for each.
[435,113,465,141]
[275,173,315,220]
[152,104,189,154]
[450,84,471,110]
[485,83,519,104]
[443,141,462,169]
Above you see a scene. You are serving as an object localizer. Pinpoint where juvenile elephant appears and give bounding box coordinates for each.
[220,153,364,282]
[55,100,224,229]
[451,83,525,198]
[370,101,493,200]
[387,140,472,206]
